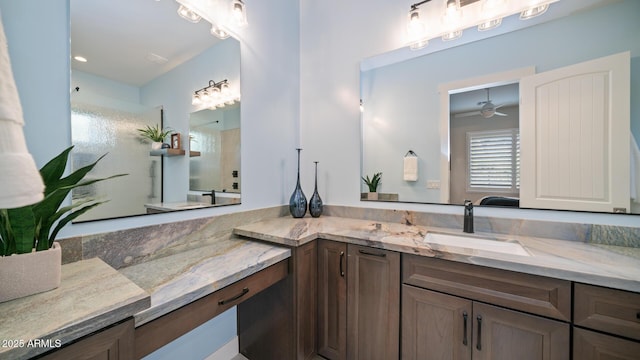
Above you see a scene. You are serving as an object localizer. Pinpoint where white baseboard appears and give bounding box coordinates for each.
[204,336,239,360]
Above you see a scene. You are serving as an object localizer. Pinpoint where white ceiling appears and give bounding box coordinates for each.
[450,82,519,114]
[70,0,221,87]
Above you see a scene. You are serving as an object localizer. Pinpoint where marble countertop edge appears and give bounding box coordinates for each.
[131,247,291,326]
[233,216,640,293]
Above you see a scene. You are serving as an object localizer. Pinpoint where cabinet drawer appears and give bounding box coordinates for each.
[402,255,571,321]
[573,327,640,360]
[135,259,288,358]
[574,283,640,341]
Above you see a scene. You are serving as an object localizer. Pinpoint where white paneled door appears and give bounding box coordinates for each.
[520,52,630,213]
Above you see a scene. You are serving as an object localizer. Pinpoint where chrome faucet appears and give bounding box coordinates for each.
[202,190,216,205]
[463,200,474,233]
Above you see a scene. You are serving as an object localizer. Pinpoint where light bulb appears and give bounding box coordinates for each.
[231,0,248,27]
[407,8,427,49]
[177,4,201,23]
[192,93,201,105]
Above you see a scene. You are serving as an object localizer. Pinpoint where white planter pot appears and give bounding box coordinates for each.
[151,142,163,150]
[0,243,61,303]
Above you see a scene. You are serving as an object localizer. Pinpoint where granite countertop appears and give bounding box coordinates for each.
[233,216,640,293]
[118,235,291,326]
[0,258,150,360]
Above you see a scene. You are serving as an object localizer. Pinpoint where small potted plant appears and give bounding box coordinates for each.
[0,146,124,303]
[137,124,173,150]
[362,172,382,200]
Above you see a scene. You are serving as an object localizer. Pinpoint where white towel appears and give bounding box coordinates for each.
[0,14,44,208]
[631,134,640,204]
[404,156,418,182]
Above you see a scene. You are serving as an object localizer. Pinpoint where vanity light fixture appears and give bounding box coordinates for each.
[175,0,248,39]
[192,79,239,109]
[442,0,463,41]
[520,4,549,20]
[177,4,201,23]
[407,0,431,50]
[231,0,248,27]
[406,0,559,50]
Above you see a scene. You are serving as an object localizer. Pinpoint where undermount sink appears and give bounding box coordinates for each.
[424,232,530,257]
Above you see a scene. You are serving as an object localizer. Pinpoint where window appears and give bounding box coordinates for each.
[467,128,519,192]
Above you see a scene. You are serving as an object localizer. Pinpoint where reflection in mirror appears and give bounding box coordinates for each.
[360,1,640,214]
[69,0,241,221]
[189,104,241,206]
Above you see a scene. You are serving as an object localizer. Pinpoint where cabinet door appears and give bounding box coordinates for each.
[573,327,640,360]
[317,240,347,360]
[41,319,134,360]
[472,303,569,360]
[402,285,472,360]
[347,245,400,360]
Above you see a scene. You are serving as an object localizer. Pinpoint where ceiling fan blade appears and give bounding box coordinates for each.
[454,111,481,118]
[494,111,508,116]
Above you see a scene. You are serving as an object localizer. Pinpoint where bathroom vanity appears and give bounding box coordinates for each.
[233,215,640,360]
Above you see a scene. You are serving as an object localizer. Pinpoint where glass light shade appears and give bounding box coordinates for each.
[231,0,248,27]
[442,29,462,41]
[409,38,428,50]
[211,86,221,99]
[220,82,230,96]
[211,25,230,39]
[177,4,201,23]
[445,0,461,19]
[192,93,202,105]
[520,4,549,20]
[478,18,502,31]
[201,90,212,103]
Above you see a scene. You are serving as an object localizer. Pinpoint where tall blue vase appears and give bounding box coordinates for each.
[309,161,323,217]
[289,148,307,218]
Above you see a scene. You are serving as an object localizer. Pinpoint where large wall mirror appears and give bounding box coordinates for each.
[361,0,640,214]
[70,0,241,222]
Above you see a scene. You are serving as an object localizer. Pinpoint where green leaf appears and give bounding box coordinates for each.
[6,207,36,255]
[48,201,107,243]
[0,209,14,256]
[39,146,73,193]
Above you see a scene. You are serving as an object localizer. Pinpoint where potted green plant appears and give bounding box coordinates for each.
[362,172,382,200]
[0,146,125,303]
[137,124,173,150]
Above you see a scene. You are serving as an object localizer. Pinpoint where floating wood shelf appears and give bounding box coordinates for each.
[189,151,201,157]
[150,148,186,157]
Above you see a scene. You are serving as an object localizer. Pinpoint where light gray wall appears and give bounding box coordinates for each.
[301,0,640,226]
[1,0,300,237]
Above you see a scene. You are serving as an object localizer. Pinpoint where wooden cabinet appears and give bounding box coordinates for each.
[137,259,288,358]
[317,240,347,360]
[573,328,640,360]
[41,319,134,360]
[317,240,400,360]
[402,286,472,360]
[573,283,640,359]
[402,255,570,360]
[238,241,317,360]
[347,244,400,360]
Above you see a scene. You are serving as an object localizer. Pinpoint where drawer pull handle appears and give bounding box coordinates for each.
[340,251,345,277]
[462,311,468,346]
[476,315,482,351]
[218,287,249,305]
[358,249,386,257]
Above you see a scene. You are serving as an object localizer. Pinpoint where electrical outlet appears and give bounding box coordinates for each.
[427,180,440,189]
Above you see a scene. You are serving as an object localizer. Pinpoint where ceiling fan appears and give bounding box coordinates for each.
[454,88,507,118]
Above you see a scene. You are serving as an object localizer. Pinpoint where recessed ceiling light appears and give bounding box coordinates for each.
[74,56,87,63]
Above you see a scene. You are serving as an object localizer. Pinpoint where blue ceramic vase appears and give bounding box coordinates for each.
[289,148,307,218]
[309,161,323,217]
